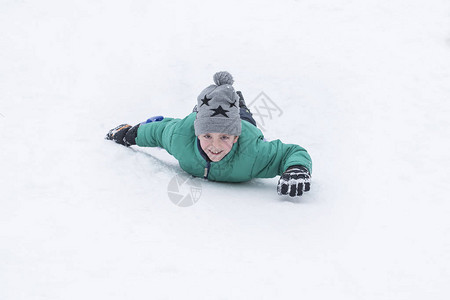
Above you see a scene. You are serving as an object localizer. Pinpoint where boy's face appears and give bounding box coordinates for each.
[198,133,239,162]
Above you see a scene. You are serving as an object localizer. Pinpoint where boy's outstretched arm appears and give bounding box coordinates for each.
[252,138,312,197]
[106,116,181,155]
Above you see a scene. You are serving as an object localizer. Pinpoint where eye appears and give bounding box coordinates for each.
[220,135,230,140]
[203,134,211,139]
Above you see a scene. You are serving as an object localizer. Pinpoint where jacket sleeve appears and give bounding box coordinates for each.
[251,137,312,178]
[135,118,178,154]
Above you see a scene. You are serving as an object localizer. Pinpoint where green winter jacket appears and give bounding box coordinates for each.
[136,112,312,183]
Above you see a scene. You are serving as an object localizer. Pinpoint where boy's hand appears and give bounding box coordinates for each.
[105,124,139,147]
[277,165,311,197]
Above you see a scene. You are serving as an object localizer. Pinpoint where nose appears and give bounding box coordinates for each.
[212,138,221,149]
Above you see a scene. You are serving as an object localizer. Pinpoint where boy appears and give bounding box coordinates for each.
[106,72,312,197]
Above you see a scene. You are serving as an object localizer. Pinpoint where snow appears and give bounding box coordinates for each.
[1,0,450,299]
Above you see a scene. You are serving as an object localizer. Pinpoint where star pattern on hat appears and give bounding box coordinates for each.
[210,105,229,118]
[200,95,212,107]
[228,100,237,108]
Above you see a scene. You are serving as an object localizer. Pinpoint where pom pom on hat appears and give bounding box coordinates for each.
[213,71,234,86]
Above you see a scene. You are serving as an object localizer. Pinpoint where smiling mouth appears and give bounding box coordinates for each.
[208,149,223,156]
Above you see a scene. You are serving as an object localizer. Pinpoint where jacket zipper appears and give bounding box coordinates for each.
[197,138,212,180]
[204,161,211,179]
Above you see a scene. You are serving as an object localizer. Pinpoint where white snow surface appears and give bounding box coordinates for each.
[1,0,450,299]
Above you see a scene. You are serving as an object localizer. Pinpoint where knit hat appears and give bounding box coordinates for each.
[194,71,241,136]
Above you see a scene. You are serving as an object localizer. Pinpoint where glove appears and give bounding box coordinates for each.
[277,165,311,197]
[105,123,139,147]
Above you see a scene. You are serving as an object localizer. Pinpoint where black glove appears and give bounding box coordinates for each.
[277,165,311,197]
[105,123,140,147]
